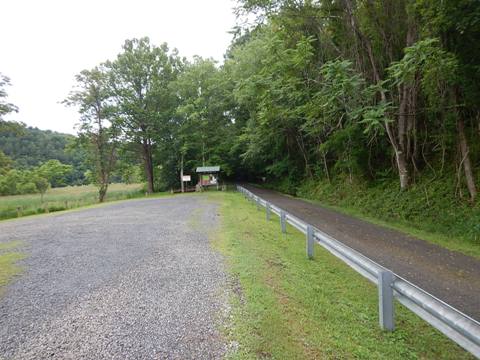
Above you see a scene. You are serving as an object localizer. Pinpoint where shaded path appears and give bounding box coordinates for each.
[244,185,480,321]
[0,196,227,359]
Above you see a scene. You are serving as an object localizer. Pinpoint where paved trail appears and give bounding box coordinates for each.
[0,195,228,359]
[244,185,480,321]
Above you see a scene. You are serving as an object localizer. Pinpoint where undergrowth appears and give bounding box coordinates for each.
[265,173,480,258]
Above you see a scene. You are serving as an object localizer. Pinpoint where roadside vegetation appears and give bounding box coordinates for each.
[0,183,143,220]
[263,176,480,259]
[213,191,473,359]
[297,178,480,259]
[0,241,25,296]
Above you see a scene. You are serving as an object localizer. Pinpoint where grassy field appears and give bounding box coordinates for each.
[211,191,473,359]
[0,183,144,220]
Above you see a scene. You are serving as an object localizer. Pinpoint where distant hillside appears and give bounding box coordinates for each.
[0,125,86,184]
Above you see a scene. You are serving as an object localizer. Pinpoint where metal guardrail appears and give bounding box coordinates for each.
[237,185,480,358]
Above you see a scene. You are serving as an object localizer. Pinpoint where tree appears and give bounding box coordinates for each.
[0,73,18,120]
[33,175,49,202]
[0,73,23,135]
[107,37,183,193]
[172,57,236,184]
[37,160,73,188]
[0,150,13,175]
[65,66,119,202]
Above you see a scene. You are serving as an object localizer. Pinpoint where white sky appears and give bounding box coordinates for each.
[0,0,237,134]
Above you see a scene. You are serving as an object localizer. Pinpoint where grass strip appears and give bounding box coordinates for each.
[0,241,26,296]
[211,191,473,359]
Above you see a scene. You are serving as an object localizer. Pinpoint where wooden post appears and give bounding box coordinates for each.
[180,153,184,193]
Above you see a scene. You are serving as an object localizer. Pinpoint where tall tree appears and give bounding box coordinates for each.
[65,67,120,202]
[107,38,183,193]
[173,57,235,175]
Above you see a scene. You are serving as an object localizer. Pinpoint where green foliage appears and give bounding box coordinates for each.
[170,57,236,187]
[297,175,480,255]
[0,150,13,175]
[0,73,18,120]
[0,124,86,184]
[33,176,49,198]
[387,38,459,107]
[0,158,74,196]
[106,37,183,193]
[36,160,73,188]
[65,66,120,202]
[0,169,35,195]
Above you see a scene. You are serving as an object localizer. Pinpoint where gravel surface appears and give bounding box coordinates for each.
[245,185,480,321]
[0,195,228,359]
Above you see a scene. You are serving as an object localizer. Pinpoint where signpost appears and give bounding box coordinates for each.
[181,174,191,192]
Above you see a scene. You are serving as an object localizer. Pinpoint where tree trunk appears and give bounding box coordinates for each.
[396,85,410,190]
[457,117,477,201]
[396,150,409,190]
[99,184,108,203]
[343,0,410,190]
[142,139,154,194]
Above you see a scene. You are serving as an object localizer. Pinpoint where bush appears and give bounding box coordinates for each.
[17,182,37,194]
[294,173,480,244]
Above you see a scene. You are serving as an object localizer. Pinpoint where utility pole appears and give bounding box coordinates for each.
[180,153,184,193]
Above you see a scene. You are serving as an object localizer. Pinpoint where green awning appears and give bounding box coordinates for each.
[196,166,220,173]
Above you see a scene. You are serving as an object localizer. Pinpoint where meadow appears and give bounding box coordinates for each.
[0,183,144,220]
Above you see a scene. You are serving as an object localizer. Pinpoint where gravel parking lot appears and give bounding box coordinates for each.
[0,195,228,359]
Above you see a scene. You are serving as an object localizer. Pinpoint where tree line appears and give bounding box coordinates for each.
[0,79,139,197]
[2,0,479,204]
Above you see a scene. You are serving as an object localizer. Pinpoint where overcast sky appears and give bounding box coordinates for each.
[0,0,237,134]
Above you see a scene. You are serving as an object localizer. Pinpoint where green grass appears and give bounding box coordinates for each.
[211,191,473,359]
[0,183,145,220]
[0,241,26,296]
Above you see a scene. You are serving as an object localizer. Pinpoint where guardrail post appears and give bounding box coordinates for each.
[266,202,271,221]
[306,225,314,259]
[256,197,261,210]
[378,270,395,331]
[280,211,286,233]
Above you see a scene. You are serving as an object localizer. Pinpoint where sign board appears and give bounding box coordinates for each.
[182,175,191,182]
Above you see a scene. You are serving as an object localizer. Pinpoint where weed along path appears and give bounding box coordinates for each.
[243,185,480,322]
[0,195,228,359]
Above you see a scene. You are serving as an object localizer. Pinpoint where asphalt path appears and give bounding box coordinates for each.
[0,195,228,359]
[244,185,480,321]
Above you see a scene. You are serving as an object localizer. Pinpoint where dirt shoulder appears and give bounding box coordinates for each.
[244,184,480,321]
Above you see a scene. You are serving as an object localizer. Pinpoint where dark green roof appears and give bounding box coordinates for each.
[196,166,220,173]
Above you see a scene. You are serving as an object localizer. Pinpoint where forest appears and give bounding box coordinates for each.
[1,0,479,240]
